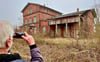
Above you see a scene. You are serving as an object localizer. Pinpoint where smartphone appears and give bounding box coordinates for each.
[13,32,25,38]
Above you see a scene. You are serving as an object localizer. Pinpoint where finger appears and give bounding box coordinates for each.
[21,35,26,39]
[22,36,27,40]
[24,32,29,36]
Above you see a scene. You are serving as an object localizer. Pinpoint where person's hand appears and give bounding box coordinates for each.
[6,37,12,49]
[21,32,35,46]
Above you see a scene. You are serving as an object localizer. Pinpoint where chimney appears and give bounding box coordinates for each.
[44,4,45,6]
[77,8,79,12]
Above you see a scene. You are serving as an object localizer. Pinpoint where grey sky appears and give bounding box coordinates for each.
[0,0,99,26]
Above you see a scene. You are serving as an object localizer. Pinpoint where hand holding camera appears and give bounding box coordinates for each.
[21,32,35,46]
[13,32,35,46]
[13,32,25,38]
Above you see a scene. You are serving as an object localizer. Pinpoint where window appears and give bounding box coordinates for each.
[45,9,49,13]
[25,19,27,24]
[56,13,60,16]
[42,26,46,34]
[28,8,32,14]
[33,16,37,23]
[25,26,27,31]
[29,18,32,23]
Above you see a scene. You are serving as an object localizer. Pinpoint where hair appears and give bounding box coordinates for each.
[0,21,14,50]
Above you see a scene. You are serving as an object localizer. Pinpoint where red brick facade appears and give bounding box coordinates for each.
[21,3,96,38]
[22,3,62,34]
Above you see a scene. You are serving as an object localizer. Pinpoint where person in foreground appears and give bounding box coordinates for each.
[0,21,43,62]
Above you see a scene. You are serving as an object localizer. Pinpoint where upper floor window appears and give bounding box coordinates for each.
[25,19,27,24]
[29,18,32,23]
[33,16,37,23]
[45,9,49,13]
[28,8,32,14]
[56,13,60,16]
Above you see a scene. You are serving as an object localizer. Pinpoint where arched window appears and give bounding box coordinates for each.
[42,26,46,34]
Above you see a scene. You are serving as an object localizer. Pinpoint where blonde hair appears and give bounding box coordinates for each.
[0,21,14,48]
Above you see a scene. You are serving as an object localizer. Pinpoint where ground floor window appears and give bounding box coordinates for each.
[42,26,46,34]
[25,26,27,31]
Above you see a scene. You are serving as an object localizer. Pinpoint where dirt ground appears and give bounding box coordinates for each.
[11,37,100,62]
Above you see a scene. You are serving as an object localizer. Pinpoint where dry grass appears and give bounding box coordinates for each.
[11,35,100,62]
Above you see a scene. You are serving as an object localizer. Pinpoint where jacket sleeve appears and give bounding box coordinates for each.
[30,44,44,62]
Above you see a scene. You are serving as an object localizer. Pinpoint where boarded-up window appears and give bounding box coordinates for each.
[42,26,46,34]
[29,18,32,23]
[25,19,27,24]
[33,16,37,23]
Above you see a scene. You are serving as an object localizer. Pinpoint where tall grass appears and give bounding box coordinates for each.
[11,23,100,62]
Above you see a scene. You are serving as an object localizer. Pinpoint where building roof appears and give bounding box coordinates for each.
[41,9,96,21]
[55,9,96,19]
[21,3,62,14]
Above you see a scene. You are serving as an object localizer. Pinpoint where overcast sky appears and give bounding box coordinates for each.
[0,0,100,26]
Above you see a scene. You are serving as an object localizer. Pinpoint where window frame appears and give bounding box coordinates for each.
[45,9,49,13]
[28,8,32,14]
[25,19,27,24]
[42,26,46,34]
[29,18,32,23]
[33,16,37,23]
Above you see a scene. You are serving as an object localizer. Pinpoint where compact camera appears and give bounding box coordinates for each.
[13,32,25,38]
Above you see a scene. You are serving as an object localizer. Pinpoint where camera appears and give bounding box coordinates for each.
[13,32,25,38]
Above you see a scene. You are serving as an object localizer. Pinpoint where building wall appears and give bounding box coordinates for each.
[23,4,40,17]
[22,3,62,34]
[23,13,40,24]
[22,3,95,38]
[40,20,49,35]
[40,7,60,16]
[86,11,94,36]
[39,12,53,20]
[23,4,62,24]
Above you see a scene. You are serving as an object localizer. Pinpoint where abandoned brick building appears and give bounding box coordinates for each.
[21,3,96,38]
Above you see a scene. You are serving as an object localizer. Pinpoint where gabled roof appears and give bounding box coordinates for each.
[21,3,62,14]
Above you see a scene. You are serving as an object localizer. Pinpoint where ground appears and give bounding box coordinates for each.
[11,36,100,62]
